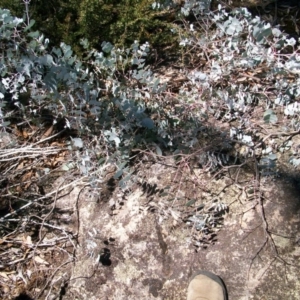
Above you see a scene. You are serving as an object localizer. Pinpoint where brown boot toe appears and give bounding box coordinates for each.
[187,270,227,300]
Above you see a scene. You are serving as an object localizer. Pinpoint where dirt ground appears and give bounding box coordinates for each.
[45,158,300,300]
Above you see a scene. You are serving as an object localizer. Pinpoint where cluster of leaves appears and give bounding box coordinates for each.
[185,199,228,248]
[176,4,300,168]
[0,8,180,179]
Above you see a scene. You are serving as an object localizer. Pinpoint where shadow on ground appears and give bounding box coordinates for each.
[48,159,300,300]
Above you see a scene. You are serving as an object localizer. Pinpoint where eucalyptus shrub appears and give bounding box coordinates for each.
[176,5,300,167]
[0,8,170,176]
[1,3,300,175]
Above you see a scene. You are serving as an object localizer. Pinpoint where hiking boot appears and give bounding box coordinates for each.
[187,270,227,300]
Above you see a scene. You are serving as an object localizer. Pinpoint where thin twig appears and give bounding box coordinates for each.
[254,129,300,149]
[0,163,113,220]
[36,259,74,299]
[1,236,71,248]
[31,129,67,146]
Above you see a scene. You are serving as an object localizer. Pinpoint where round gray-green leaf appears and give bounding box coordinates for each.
[141,118,155,129]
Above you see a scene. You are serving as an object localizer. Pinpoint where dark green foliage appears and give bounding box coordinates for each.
[0,0,81,50]
[0,0,181,55]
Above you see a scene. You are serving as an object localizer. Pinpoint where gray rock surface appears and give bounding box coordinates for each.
[52,163,300,300]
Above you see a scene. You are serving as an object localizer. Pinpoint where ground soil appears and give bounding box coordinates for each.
[43,156,300,300]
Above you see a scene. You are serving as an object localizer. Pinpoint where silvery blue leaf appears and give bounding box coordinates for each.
[141,118,155,129]
[71,138,83,149]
